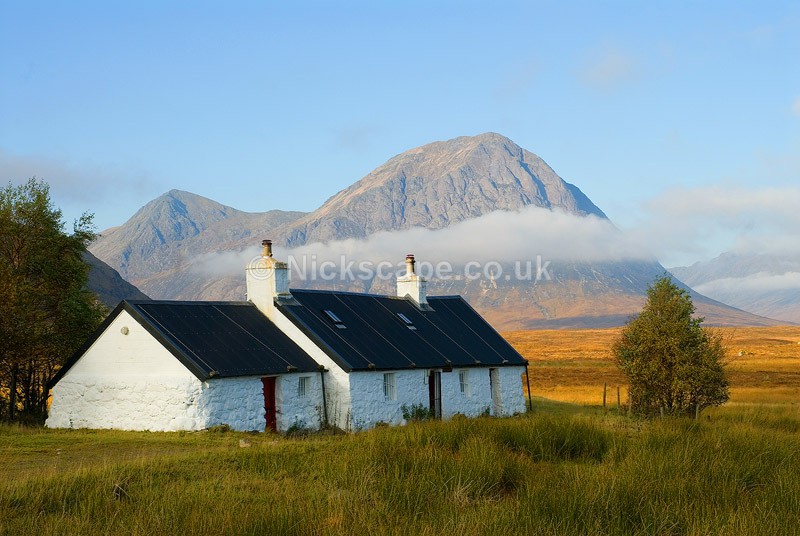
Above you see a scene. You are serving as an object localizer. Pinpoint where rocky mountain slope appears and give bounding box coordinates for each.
[278,132,605,246]
[670,252,800,324]
[89,133,781,329]
[90,189,306,283]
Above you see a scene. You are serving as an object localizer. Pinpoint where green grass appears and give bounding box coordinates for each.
[2,405,800,535]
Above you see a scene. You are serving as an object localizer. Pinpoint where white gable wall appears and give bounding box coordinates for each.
[46,310,205,431]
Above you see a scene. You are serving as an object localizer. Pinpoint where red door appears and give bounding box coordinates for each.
[262,377,277,432]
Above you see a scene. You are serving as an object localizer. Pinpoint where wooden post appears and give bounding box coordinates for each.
[695,403,700,420]
[660,406,664,418]
[602,383,607,413]
[616,386,621,414]
[524,366,533,412]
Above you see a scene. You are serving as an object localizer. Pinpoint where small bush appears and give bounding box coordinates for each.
[401,403,433,422]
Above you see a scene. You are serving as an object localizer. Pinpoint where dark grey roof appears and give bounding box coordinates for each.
[276,289,527,372]
[50,300,320,386]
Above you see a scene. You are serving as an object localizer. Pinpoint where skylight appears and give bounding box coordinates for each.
[397,312,417,330]
[323,309,346,329]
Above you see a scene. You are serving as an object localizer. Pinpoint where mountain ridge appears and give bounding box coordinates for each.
[277,133,606,246]
[88,133,783,329]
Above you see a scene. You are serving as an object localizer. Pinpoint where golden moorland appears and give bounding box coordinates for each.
[506,325,800,407]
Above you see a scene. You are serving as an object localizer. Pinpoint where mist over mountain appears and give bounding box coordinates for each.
[670,252,800,324]
[89,133,780,329]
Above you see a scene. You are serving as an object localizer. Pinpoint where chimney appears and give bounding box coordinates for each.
[246,239,290,319]
[396,253,428,306]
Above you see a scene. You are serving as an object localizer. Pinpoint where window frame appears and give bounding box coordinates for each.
[459,369,471,396]
[298,376,310,398]
[383,372,397,401]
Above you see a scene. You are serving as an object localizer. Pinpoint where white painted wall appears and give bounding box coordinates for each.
[345,366,527,430]
[495,366,527,416]
[196,376,265,431]
[274,372,325,432]
[347,369,428,429]
[440,368,493,418]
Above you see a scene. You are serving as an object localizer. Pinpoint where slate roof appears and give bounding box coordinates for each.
[50,300,321,386]
[276,289,528,372]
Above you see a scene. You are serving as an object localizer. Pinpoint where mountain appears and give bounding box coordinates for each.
[278,133,605,246]
[84,251,149,308]
[89,190,306,297]
[89,133,781,329]
[670,252,800,324]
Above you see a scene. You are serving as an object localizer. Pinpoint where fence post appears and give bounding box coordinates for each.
[616,386,621,414]
[695,403,700,420]
[602,383,607,413]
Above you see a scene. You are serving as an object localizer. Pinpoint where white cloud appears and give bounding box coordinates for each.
[631,183,800,265]
[192,205,656,279]
[697,272,800,295]
[0,150,154,203]
[580,46,637,89]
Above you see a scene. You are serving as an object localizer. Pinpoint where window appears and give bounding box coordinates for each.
[323,309,346,329]
[383,373,397,401]
[298,376,310,398]
[459,370,471,396]
[396,312,417,330]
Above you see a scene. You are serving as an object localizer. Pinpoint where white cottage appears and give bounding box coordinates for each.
[46,301,325,432]
[47,241,529,432]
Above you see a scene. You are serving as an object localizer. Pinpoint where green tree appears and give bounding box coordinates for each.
[0,178,105,422]
[613,276,729,417]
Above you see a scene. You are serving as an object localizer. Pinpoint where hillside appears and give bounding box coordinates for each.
[84,251,149,308]
[89,133,780,329]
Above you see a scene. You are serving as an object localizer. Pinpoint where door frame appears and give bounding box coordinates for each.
[261,376,277,432]
[428,370,442,419]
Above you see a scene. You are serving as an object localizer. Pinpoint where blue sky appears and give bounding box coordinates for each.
[1,1,799,266]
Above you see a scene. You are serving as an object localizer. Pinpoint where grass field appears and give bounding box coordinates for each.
[505,325,800,407]
[2,325,800,535]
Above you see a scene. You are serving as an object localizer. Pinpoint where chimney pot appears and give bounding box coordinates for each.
[262,239,273,258]
[405,254,415,275]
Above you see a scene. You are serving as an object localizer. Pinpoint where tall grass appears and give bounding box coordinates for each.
[2,407,800,535]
